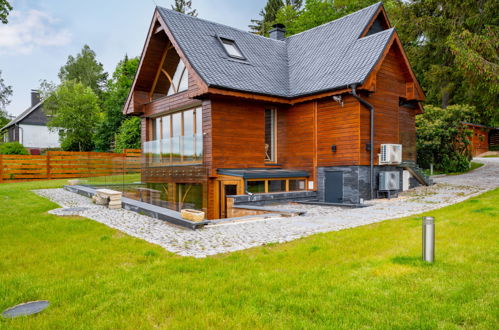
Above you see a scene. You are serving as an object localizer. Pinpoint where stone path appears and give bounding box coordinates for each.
[34,158,499,258]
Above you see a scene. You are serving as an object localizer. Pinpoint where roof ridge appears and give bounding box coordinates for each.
[156,6,286,43]
[286,2,383,40]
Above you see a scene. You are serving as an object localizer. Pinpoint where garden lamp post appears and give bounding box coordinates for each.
[422,216,435,263]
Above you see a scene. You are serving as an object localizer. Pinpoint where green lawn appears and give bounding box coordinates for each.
[0,180,498,329]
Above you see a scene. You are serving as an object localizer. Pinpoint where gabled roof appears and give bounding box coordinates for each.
[1,100,43,130]
[156,2,395,99]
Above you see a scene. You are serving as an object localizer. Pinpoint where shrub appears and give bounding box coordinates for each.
[416,104,475,173]
[0,142,29,155]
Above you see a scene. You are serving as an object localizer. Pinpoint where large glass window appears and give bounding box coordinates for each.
[176,183,203,211]
[289,179,306,191]
[145,107,203,166]
[265,109,276,162]
[247,181,265,194]
[268,180,286,192]
[246,178,307,194]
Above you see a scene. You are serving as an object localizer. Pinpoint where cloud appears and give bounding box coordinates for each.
[0,10,71,54]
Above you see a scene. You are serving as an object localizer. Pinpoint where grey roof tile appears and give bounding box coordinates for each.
[157,2,389,99]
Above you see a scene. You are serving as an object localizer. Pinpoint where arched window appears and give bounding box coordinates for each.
[167,59,189,96]
[149,45,190,101]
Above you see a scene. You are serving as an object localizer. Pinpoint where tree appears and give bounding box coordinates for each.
[44,81,100,151]
[416,104,474,173]
[273,0,389,36]
[0,70,13,128]
[250,0,302,35]
[94,55,139,151]
[58,45,108,97]
[37,79,57,100]
[114,117,141,153]
[0,0,12,24]
[393,0,499,126]
[171,0,198,17]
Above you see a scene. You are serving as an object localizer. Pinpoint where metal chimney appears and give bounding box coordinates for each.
[269,23,286,40]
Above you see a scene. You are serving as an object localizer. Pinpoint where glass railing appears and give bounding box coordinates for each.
[144,134,203,166]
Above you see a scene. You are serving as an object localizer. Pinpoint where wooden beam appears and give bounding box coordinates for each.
[161,68,175,93]
[154,25,164,34]
[149,44,171,101]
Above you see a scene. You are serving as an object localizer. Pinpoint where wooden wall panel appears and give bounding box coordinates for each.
[278,102,314,173]
[399,107,417,161]
[316,96,360,166]
[361,45,418,165]
[210,99,266,170]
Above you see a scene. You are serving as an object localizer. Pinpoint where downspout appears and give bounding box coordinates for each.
[349,84,374,200]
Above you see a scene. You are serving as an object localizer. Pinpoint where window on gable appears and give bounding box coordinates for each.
[219,37,245,59]
[364,14,390,37]
[167,59,188,96]
[150,45,189,101]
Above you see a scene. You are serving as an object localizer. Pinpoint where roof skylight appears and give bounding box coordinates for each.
[219,37,245,59]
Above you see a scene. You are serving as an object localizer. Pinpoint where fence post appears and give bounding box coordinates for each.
[46,151,51,180]
[0,155,3,183]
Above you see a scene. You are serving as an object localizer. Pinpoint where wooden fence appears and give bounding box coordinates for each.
[0,149,141,183]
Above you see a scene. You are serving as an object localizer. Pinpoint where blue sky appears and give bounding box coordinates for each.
[0,0,267,116]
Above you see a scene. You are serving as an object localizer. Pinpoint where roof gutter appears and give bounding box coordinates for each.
[349,84,374,200]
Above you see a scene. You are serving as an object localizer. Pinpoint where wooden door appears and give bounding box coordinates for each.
[219,181,240,218]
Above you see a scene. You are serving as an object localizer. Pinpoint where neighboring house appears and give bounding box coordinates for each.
[124,2,426,219]
[463,123,499,156]
[1,90,60,151]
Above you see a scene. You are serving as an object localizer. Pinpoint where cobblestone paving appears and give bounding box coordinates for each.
[34,158,499,258]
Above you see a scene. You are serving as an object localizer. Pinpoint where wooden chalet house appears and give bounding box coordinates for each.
[124,2,426,219]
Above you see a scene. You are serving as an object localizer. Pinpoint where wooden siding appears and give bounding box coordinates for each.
[361,44,418,164]
[399,106,417,161]
[210,98,267,170]
[277,102,314,174]
[317,96,361,166]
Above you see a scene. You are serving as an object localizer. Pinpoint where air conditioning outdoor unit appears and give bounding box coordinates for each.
[379,171,400,191]
[379,144,402,164]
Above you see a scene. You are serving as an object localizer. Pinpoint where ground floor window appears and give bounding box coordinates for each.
[176,183,203,210]
[246,178,307,194]
[135,182,204,212]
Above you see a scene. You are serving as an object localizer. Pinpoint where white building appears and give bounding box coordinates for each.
[1,90,60,151]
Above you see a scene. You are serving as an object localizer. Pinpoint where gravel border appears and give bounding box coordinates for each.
[33,158,499,258]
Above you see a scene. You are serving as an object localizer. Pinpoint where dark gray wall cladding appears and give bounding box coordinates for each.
[229,191,317,206]
[21,105,49,126]
[318,165,412,203]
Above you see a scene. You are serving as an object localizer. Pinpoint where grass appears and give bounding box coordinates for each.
[0,180,498,329]
[424,161,484,176]
[482,155,499,158]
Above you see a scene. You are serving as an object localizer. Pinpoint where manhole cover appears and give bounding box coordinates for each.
[2,300,49,318]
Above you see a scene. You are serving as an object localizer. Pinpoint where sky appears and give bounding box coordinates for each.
[0,0,267,116]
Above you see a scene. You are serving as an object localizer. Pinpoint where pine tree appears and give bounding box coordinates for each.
[249,0,302,35]
[171,0,198,17]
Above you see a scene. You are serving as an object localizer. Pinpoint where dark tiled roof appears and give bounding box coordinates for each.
[157,2,391,98]
[1,101,43,130]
